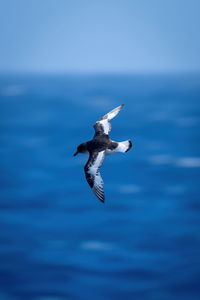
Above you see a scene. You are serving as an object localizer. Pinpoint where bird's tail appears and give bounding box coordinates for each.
[116,140,132,153]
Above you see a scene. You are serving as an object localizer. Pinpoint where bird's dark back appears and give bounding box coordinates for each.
[87,134,110,152]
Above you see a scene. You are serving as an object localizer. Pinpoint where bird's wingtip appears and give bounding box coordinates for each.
[125,140,132,152]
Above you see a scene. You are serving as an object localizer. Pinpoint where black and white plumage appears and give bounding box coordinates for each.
[74,104,132,203]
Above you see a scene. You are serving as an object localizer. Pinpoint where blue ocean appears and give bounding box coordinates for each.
[0,73,200,300]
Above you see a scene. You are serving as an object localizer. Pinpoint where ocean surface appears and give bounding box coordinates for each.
[0,73,200,300]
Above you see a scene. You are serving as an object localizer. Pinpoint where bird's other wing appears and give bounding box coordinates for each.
[93,104,124,136]
[84,151,105,203]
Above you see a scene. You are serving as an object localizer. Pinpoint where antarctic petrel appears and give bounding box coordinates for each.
[74,104,132,203]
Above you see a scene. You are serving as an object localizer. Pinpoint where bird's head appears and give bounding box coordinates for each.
[73,142,88,156]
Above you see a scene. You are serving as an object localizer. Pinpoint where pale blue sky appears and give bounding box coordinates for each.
[0,0,200,72]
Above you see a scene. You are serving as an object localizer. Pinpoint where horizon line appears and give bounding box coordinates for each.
[0,69,200,76]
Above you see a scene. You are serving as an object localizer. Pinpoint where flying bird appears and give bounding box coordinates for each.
[74,104,132,203]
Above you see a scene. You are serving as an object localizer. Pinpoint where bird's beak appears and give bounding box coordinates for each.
[73,151,78,157]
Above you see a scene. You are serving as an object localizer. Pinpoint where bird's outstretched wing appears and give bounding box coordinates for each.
[93,104,124,136]
[84,151,105,203]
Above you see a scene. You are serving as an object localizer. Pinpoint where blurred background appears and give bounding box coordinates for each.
[0,1,200,299]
